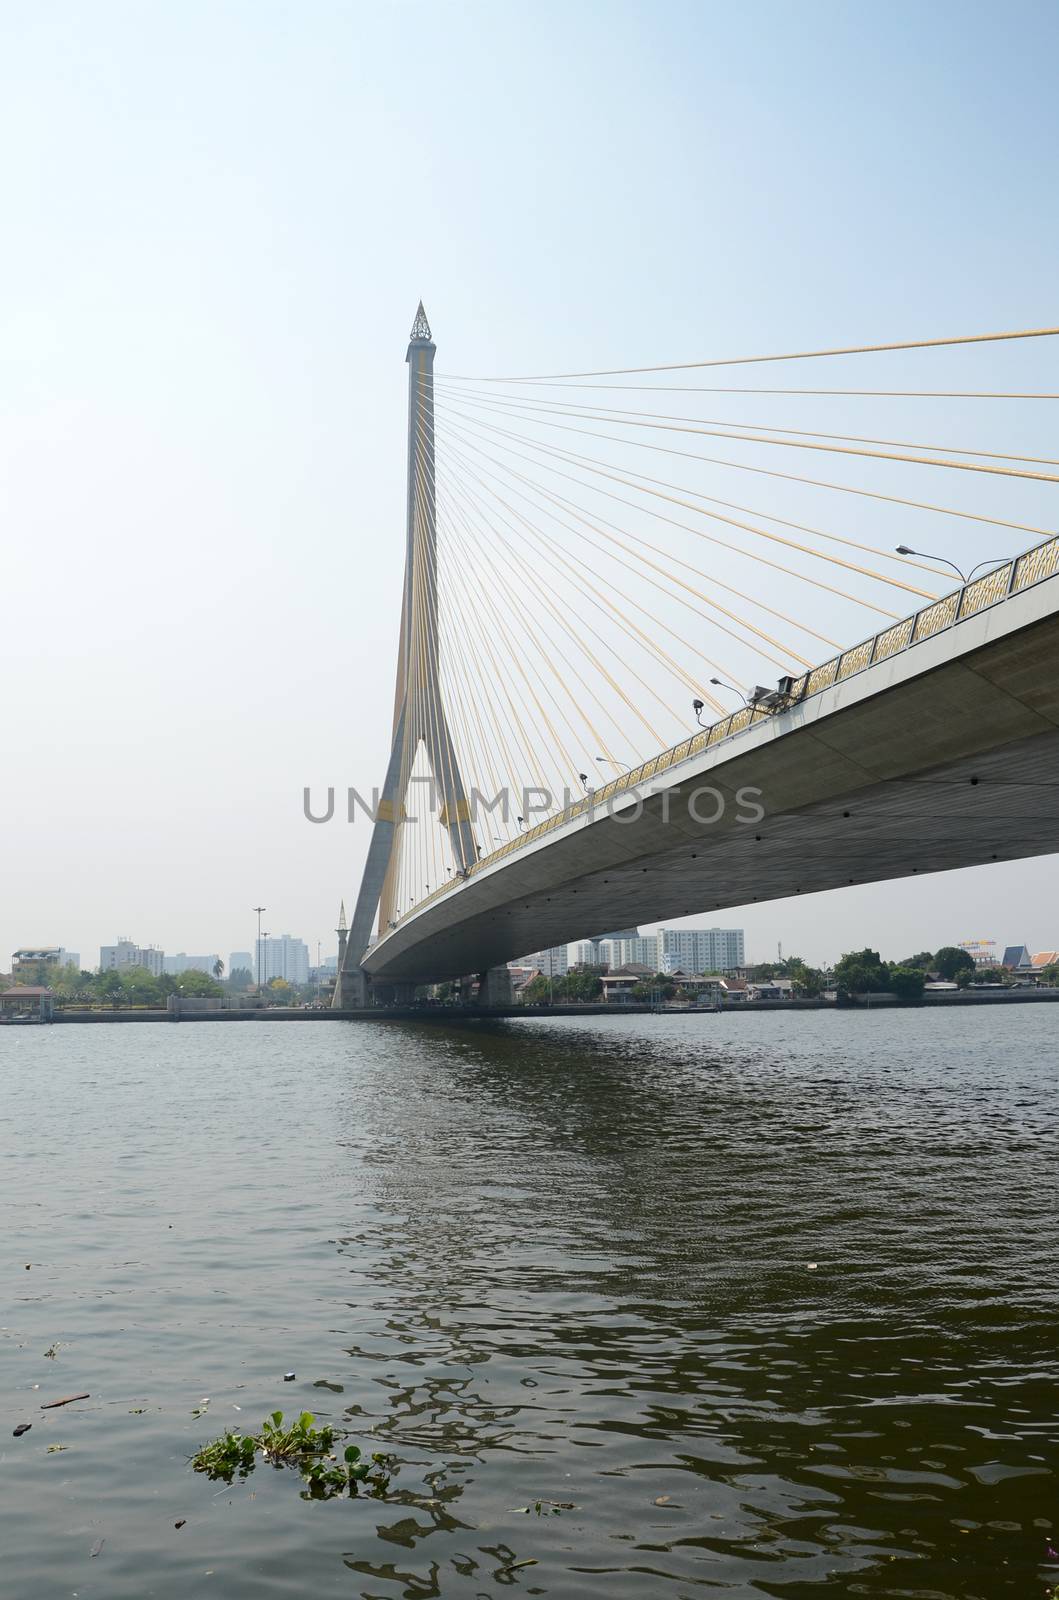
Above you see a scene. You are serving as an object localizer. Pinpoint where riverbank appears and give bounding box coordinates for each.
[37,988,1059,1022]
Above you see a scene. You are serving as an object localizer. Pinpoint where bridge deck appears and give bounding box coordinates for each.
[364,554,1059,984]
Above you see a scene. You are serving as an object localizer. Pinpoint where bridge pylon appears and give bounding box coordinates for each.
[334,305,478,1007]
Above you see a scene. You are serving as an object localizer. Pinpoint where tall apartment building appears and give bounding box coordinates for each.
[573,929,639,969]
[99,938,165,977]
[608,933,662,969]
[229,951,254,977]
[517,927,744,978]
[256,933,310,986]
[658,926,745,973]
[517,944,570,978]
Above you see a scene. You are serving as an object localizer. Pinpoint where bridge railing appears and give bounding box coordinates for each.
[394,535,1059,932]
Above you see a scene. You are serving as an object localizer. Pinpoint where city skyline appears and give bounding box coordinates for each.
[3,1,1058,976]
[9,886,1054,981]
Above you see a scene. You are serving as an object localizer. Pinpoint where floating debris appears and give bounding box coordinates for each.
[41,1393,89,1410]
[12,1423,31,1437]
[283,1372,296,1382]
[192,1410,393,1500]
[175,1520,186,1530]
[509,1499,576,1516]
[90,1538,105,1558]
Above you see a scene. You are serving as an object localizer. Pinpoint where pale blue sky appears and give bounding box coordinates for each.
[2,0,1057,968]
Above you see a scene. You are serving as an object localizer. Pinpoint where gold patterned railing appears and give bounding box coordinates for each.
[389,534,1059,933]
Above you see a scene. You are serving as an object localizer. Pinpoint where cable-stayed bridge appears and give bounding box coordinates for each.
[334,310,1059,1005]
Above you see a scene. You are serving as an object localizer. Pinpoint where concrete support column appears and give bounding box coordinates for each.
[479,966,513,1007]
[338,968,369,1009]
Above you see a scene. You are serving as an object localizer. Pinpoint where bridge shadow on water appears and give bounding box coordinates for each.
[327,1009,1058,1599]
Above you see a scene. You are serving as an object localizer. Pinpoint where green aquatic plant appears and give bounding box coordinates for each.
[191,1429,257,1482]
[299,1443,392,1499]
[260,1408,334,1461]
[191,1411,392,1498]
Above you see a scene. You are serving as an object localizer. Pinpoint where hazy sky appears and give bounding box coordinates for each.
[3,0,1058,972]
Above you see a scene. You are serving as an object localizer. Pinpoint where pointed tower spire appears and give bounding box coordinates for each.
[336,898,349,975]
[409,300,432,343]
[335,301,476,1009]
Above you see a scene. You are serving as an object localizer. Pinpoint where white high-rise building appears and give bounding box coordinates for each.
[256,934,310,986]
[656,926,745,974]
[164,953,220,977]
[520,944,570,978]
[610,933,662,970]
[572,930,639,970]
[99,938,165,977]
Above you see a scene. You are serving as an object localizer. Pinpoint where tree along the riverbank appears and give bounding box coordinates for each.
[7,965,323,1009]
[746,956,826,996]
[521,969,604,1005]
[832,948,926,1000]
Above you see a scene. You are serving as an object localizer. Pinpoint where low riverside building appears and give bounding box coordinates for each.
[508,964,539,996]
[12,948,80,979]
[0,986,55,1022]
[686,975,748,1003]
[601,964,655,1002]
[748,977,795,1000]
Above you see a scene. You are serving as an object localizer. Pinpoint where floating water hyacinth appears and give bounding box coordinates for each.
[191,1410,394,1500]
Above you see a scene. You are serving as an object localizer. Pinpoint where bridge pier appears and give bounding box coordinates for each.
[333,964,367,1008]
[478,966,513,1007]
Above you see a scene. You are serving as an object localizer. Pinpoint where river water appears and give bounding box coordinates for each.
[1,1009,1056,1599]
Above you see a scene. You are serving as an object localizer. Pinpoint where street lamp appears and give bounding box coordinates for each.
[895,546,1005,585]
[578,772,591,790]
[252,906,266,987]
[708,677,750,706]
[595,755,631,773]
